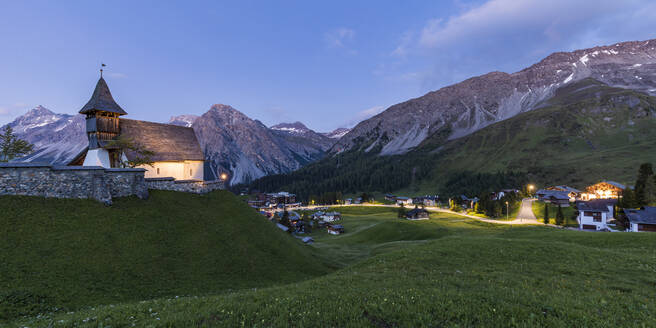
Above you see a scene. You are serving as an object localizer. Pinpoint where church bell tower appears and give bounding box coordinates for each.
[79,75,127,167]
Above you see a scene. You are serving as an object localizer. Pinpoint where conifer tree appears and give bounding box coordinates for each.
[634,163,655,206]
[544,203,550,224]
[0,125,34,162]
[555,205,564,226]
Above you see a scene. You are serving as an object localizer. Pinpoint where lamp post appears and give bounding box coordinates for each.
[505,201,509,221]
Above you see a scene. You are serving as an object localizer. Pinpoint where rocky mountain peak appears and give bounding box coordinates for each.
[168,114,199,127]
[270,121,312,135]
[322,127,351,139]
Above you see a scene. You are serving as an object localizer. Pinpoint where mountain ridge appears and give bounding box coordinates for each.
[333,38,656,156]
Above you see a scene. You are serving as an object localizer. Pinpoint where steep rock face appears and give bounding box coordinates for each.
[193,105,328,184]
[333,39,656,155]
[7,106,86,164]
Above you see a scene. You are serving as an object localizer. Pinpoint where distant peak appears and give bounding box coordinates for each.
[210,104,237,111]
[26,105,54,116]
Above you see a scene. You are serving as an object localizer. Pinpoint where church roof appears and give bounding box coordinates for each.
[120,119,204,162]
[79,77,127,115]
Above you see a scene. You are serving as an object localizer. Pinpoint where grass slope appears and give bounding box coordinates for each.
[414,78,656,193]
[14,207,656,327]
[0,191,328,321]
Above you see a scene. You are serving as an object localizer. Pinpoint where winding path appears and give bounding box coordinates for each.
[295,200,544,226]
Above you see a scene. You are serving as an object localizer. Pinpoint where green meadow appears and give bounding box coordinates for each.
[4,197,655,327]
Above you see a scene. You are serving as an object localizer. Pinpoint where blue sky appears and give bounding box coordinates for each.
[1,0,655,131]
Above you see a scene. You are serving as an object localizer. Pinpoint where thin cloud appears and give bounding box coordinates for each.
[387,0,656,91]
[325,27,357,54]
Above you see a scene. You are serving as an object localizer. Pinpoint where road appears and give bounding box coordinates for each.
[514,198,540,224]
[292,201,543,226]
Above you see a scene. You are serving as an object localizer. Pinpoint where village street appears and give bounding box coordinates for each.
[295,201,544,226]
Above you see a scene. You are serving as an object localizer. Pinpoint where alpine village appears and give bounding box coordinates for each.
[1,2,656,327]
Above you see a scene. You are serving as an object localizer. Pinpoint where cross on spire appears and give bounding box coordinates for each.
[100,63,106,78]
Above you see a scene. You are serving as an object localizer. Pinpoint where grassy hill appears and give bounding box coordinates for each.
[249,79,656,198]
[12,207,656,327]
[0,191,329,321]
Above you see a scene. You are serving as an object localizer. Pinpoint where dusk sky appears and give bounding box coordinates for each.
[1,0,655,131]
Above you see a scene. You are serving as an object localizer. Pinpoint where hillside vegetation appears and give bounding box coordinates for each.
[0,191,329,321]
[249,79,656,198]
[13,207,656,327]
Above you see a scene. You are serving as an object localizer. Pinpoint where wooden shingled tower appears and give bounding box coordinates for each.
[79,76,127,167]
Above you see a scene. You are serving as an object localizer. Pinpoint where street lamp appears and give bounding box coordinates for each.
[220,173,228,181]
[505,201,509,220]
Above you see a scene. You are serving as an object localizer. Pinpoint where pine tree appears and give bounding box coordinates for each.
[634,163,654,206]
[544,203,550,224]
[555,205,564,226]
[0,125,34,162]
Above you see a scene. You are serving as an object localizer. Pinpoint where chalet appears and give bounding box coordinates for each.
[547,185,581,200]
[624,207,656,232]
[423,196,438,207]
[327,224,344,235]
[385,194,396,201]
[576,199,617,230]
[266,192,296,205]
[302,237,314,244]
[580,181,625,201]
[345,198,353,205]
[69,77,205,181]
[396,197,412,205]
[405,208,430,220]
[320,212,341,222]
[459,195,479,209]
[536,189,571,206]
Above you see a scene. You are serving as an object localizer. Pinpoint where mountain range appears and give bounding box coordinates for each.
[5,105,347,184]
[333,39,656,155]
[250,39,656,198]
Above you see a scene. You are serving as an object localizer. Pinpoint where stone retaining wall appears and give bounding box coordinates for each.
[145,177,225,193]
[0,163,148,205]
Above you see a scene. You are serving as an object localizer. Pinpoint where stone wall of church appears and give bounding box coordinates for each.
[145,177,225,194]
[0,163,148,205]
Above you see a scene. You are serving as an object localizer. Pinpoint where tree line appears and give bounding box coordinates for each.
[618,162,656,208]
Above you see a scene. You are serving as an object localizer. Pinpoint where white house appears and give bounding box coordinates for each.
[577,199,616,230]
[624,207,656,232]
[396,197,412,205]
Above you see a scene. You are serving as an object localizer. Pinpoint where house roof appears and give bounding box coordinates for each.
[577,199,617,212]
[624,207,656,225]
[79,77,128,115]
[406,208,429,216]
[537,189,570,200]
[604,181,626,190]
[396,197,410,200]
[550,185,582,193]
[120,119,204,162]
[329,224,344,229]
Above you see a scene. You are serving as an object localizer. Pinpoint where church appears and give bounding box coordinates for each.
[69,76,205,181]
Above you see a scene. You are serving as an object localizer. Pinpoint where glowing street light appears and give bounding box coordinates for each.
[505,201,509,221]
[220,173,228,181]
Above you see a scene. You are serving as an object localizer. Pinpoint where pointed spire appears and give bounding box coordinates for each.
[79,77,127,115]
